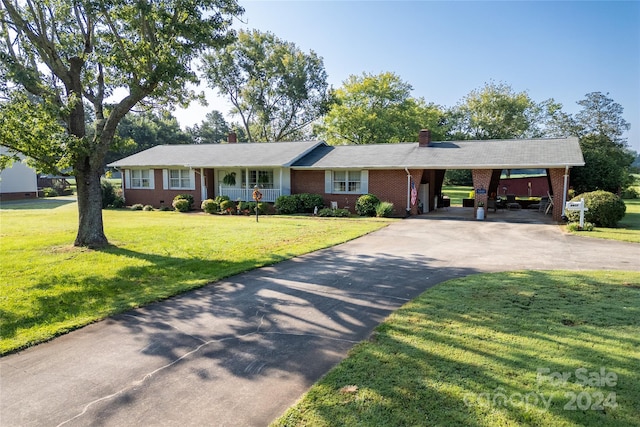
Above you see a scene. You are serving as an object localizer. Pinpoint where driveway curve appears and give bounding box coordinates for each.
[2,218,639,426]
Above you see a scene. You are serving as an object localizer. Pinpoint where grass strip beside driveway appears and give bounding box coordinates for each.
[0,205,391,354]
[273,270,640,427]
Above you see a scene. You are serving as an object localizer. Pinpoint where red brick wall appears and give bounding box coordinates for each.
[291,170,325,195]
[548,168,568,221]
[122,169,202,209]
[291,169,422,217]
[0,192,37,201]
[472,169,493,216]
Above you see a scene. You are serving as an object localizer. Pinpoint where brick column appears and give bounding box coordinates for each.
[472,169,492,217]
[548,168,568,222]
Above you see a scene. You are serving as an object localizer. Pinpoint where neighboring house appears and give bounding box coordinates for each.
[0,148,38,201]
[108,130,585,221]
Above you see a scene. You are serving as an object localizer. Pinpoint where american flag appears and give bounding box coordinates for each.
[410,180,417,206]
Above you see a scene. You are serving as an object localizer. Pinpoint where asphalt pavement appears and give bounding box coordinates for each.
[1,213,639,426]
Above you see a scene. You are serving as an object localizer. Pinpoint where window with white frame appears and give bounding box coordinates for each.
[242,170,274,189]
[169,169,191,189]
[130,169,151,188]
[333,170,361,193]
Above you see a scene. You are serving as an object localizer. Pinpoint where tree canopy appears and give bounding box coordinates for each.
[202,29,331,142]
[449,81,559,140]
[567,92,634,193]
[0,0,243,247]
[315,71,446,145]
[106,110,193,165]
[187,110,230,144]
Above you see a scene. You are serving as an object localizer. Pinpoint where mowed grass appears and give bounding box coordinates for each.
[567,199,640,243]
[0,203,391,354]
[273,270,640,427]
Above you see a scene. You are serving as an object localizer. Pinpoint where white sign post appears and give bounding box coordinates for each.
[565,198,589,228]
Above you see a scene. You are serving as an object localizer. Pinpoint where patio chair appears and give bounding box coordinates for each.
[545,192,554,215]
[506,194,520,210]
[538,196,549,213]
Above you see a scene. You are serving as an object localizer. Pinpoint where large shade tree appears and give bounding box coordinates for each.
[316,71,446,145]
[0,0,243,247]
[187,110,230,144]
[202,29,331,142]
[449,81,559,140]
[567,92,634,193]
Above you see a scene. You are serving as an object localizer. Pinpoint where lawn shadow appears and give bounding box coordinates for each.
[0,197,76,210]
[296,270,640,426]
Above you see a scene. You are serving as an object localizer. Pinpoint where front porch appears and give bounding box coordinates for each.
[218,186,281,203]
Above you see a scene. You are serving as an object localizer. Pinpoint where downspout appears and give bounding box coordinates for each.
[115,167,124,202]
[562,165,569,218]
[405,167,411,215]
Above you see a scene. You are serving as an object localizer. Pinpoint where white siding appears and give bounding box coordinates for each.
[0,150,37,194]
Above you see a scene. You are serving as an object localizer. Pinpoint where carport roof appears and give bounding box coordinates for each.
[291,137,584,169]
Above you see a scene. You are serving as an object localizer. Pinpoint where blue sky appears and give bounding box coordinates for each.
[175,1,640,152]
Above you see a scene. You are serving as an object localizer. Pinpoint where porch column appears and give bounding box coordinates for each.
[548,168,566,222]
[472,169,492,217]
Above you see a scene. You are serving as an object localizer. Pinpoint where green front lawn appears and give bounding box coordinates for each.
[442,185,473,206]
[567,199,640,243]
[273,270,640,427]
[0,203,391,354]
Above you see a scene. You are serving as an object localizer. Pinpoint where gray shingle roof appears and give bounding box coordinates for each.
[108,137,584,170]
[291,137,584,169]
[108,140,326,168]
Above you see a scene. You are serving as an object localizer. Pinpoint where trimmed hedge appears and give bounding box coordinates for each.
[201,199,219,214]
[173,194,194,210]
[275,193,324,214]
[566,190,626,227]
[356,194,380,216]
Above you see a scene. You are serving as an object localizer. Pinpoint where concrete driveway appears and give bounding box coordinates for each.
[1,217,639,426]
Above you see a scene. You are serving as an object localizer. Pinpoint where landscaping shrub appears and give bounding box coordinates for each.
[201,199,219,214]
[275,194,301,214]
[376,201,394,217]
[100,180,116,208]
[214,195,230,205]
[356,194,380,217]
[567,190,626,227]
[172,199,190,212]
[143,205,154,211]
[42,187,58,197]
[131,203,144,211]
[220,199,235,214]
[238,201,267,215]
[159,205,172,211]
[621,186,639,199]
[566,221,594,232]
[110,196,125,208]
[297,193,324,213]
[318,208,350,217]
[173,194,194,210]
[275,193,324,214]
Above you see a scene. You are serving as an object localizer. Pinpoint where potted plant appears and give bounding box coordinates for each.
[222,172,236,186]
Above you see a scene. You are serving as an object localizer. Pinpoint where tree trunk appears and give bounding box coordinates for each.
[74,162,108,248]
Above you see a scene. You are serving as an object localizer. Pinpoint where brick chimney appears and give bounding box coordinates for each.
[419,129,431,147]
[227,131,237,143]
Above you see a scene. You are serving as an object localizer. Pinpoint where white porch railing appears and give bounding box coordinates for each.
[219,186,281,202]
